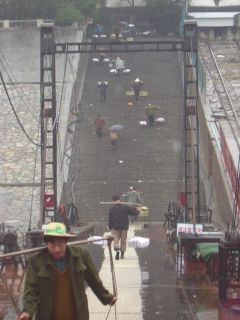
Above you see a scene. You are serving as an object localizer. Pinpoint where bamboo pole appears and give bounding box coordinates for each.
[99,201,142,206]
[0,236,115,317]
[0,236,114,260]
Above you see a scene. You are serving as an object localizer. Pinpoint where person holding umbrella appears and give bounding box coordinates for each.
[109,124,123,149]
[110,130,118,148]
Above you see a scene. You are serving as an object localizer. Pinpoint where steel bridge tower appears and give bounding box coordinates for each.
[39,21,199,226]
[183,21,200,224]
[40,25,57,224]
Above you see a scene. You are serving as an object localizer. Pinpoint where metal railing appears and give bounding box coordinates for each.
[0,19,54,29]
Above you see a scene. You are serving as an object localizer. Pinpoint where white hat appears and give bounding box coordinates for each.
[135,78,140,82]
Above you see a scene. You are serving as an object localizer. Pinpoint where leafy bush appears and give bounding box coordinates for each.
[0,0,97,23]
[56,3,84,26]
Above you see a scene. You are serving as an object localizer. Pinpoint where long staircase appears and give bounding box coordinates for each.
[71,40,184,223]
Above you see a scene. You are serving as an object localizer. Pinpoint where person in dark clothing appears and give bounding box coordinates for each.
[19,222,116,320]
[108,195,139,260]
[99,52,106,64]
[98,81,108,102]
[145,104,158,126]
[132,78,143,101]
[94,115,105,138]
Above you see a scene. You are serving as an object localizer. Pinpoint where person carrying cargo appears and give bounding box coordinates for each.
[97,81,108,102]
[94,115,105,138]
[123,186,143,222]
[108,195,139,260]
[110,130,118,148]
[145,103,158,126]
[99,52,106,64]
[115,57,125,72]
[132,78,143,101]
[123,186,143,206]
[18,222,116,320]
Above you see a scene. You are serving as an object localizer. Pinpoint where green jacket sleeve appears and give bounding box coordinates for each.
[22,257,40,317]
[83,250,114,305]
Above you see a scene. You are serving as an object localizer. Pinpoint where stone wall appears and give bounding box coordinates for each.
[0,26,86,230]
[198,91,233,228]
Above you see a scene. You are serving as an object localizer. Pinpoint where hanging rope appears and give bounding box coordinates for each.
[28,115,41,231]
[0,236,119,318]
[107,238,118,296]
[0,70,40,147]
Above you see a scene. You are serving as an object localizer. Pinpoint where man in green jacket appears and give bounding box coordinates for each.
[19,222,116,320]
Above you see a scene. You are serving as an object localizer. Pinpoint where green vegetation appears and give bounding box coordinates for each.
[0,0,182,34]
[145,0,182,35]
[0,0,98,25]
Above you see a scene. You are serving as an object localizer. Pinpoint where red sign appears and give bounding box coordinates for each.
[43,192,55,208]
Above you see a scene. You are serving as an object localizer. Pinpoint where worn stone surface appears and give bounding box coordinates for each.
[0,27,83,229]
[71,40,183,223]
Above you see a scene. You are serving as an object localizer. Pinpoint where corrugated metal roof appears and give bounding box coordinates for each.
[188,12,237,26]
[189,11,239,17]
[189,0,240,7]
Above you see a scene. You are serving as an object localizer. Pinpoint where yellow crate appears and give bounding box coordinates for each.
[126,90,134,96]
[139,91,148,97]
[138,206,149,217]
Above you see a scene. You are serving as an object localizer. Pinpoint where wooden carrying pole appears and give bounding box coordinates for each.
[0,236,113,260]
[0,236,114,317]
[100,201,141,206]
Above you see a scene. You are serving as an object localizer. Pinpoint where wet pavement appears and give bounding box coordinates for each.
[0,26,238,320]
[87,222,231,320]
[87,222,239,320]
[87,222,192,320]
[0,221,238,319]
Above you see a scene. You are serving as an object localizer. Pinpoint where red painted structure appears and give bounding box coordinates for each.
[220,126,239,214]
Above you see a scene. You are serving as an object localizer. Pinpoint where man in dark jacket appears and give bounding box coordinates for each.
[132,78,143,101]
[97,81,108,102]
[19,222,116,320]
[94,115,105,138]
[108,195,139,260]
